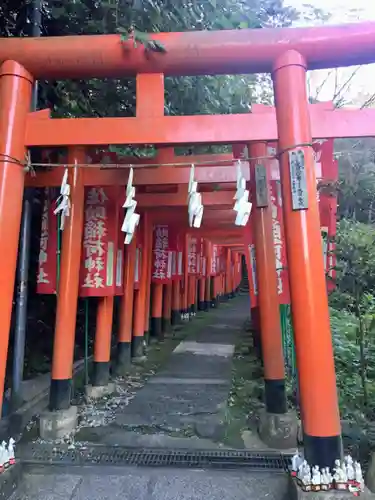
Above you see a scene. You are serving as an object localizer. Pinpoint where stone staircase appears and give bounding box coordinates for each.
[240,255,250,294]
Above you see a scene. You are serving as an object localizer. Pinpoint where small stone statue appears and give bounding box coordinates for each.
[320,468,328,490]
[291,450,302,476]
[0,443,5,472]
[311,465,321,491]
[8,438,15,466]
[326,467,333,487]
[346,455,355,484]
[297,459,307,486]
[298,460,307,479]
[341,462,348,483]
[1,441,8,469]
[333,459,341,477]
[333,459,348,490]
[302,465,312,492]
[333,460,341,481]
[354,461,364,491]
[320,467,332,490]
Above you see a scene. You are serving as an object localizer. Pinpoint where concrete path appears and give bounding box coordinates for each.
[11,466,287,500]
[75,296,249,447]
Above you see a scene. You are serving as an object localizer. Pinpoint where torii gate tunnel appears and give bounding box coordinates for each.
[1,21,375,470]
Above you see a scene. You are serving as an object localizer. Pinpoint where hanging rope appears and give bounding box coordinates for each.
[16,142,317,173]
[0,142,368,172]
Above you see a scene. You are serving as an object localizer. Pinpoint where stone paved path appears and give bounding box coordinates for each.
[75,295,249,447]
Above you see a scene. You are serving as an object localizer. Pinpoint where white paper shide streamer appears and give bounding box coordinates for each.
[233,160,252,226]
[54,167,71,230]
[187,164,204,228]
[121,167,140,244]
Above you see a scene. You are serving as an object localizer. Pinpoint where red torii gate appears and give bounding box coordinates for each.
[1,21,375,470]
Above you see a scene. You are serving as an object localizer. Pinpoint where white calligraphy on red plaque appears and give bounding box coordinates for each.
[270,180,290,304]
[79,186,119,297]
[211,245,218,275]
[131,213,142,292]
[200,239,205,277]
[243,223,257,308]
[134,247,141,284]
[82,188,109,290]
[170,230,182,280]
[270,184,282,295]
[188,236,198,274]
[38,194,50,286]
[152,225,172,283]
[115,199,125,296]
[36,188,58,294]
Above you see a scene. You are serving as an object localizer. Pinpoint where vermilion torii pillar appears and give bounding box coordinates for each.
[144,214,153,345]
[151,283,163,341]
[248,142,288,421]
[132,213,150,357]
[273,50,341,468]
[204,241,212,311]
[0,61,33,414]
[171,280,181,325]
[162,283,172,335]
[224,248,232,299]
[198,277,206,311]
[48,148,85,414]
[116,235,137,372]
[137,75,164,346]
[182,234,189,319]
[91,296,114,390]
[188,276,196,316]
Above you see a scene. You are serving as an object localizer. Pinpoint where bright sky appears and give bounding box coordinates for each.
[286,0,375,105]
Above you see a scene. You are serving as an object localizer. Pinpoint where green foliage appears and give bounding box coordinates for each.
[336,139,375,223]
[330,184,375,419]
[315,137,375,422]
[334,219,375,302]
[330,307,359,412]
[118,27,167,52]
[330,300,375,422]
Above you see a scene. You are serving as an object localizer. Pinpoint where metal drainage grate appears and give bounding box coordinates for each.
[19,444,292,472]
